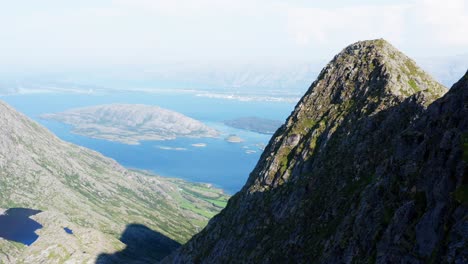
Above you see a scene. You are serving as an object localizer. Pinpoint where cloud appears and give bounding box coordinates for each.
[413,0,468,46]
[0,0,466,71]
[114,0,259,16]
[285,0,468,55]
[286,4,407,45]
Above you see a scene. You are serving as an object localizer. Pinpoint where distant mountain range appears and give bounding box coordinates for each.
[1,55,464,99]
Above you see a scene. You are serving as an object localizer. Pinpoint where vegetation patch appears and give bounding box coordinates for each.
[408,79,420,92]
[463,133,468,162]
[292,118,317,135]
[382,207,395,226]
[414,191,427,214]
[405,59,419,76]
[454,185,468,204]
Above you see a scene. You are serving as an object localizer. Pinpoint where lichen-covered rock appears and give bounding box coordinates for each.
[164,39,467,263]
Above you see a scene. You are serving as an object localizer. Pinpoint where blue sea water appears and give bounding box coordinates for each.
[1,92,295,194]
[0,208,42,246]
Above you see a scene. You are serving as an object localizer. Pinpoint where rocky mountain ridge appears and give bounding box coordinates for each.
[164,39,467,263]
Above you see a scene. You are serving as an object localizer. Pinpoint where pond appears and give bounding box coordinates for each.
[0,208,42,246]
[64,227,73,234]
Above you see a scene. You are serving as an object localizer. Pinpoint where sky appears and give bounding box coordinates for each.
[0,0,467,72]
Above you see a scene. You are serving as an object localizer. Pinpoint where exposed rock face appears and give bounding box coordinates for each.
[164,39,467,263]
[0,101,228,263]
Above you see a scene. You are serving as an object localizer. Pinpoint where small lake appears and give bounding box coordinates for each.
[0,208,42,246]
[64,227,73,234]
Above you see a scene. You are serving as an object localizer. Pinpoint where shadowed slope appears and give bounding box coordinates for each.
[96,224,181,263]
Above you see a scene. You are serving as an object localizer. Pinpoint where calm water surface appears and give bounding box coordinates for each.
[0,208,42,246]
[2,92,295,194]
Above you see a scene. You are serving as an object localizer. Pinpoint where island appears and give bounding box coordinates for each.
[225,134,244,143]
[224,117,283,134]
[156,146,188,151]
[41,104,220,145]
[191,143,207,147]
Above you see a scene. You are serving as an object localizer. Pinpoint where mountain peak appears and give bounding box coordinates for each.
[165,40,467,264]
[242,39,448,192]
[320,38,446,100]
[341,38,394,54]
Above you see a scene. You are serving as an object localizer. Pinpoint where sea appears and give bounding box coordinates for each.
[2,92,296,194]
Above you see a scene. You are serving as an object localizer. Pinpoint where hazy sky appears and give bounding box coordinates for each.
[1,0,467,71]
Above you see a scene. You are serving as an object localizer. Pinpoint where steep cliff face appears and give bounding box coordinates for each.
[165,39,467,263]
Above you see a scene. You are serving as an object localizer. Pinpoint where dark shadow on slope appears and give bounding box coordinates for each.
[96,223,181,264]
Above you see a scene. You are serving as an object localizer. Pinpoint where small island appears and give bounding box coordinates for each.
[224,117,282,134]
[157,146,188,151]
[41,104,219,145]
[191,143,207,147]
[225,134,243,143]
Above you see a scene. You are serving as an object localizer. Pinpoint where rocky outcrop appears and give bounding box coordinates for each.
[164,39,467,263]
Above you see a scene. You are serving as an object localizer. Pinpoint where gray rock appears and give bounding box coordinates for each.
[163,39,467,263]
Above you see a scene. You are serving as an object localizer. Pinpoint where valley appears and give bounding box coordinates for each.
[0,99,230,263]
